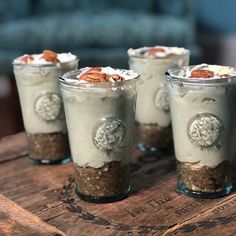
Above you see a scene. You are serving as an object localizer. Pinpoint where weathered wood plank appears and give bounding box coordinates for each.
[163,194,236,236]
[45,175,231,236]
[0,132,235,236]
[0,194,65,236]
[0,132,28,163]
[0,154,230,236]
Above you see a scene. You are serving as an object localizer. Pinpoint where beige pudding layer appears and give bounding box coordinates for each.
[128,46,190,127]
[61,67,139,168]
[13,50,78,134]
[167,64,236,168]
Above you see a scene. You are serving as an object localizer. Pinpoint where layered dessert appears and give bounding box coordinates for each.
[166,64,236,197]
[128,46,190,150]
[60,67,139,202]
[13,50,78,163]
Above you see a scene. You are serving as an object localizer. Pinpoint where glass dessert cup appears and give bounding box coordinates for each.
[60,68,139,203]
[13,54,78,164]
[128,47,190,153]
[166,65,236,198]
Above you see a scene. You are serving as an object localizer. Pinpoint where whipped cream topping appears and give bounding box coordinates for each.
[63,67,139,84]
[128,46,189,58]
[175,64,236,79]
[14,51,77,65]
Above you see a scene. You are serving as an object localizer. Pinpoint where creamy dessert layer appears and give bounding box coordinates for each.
[14,50,77,65]
[128,46,189,58]
[167,64,236,168]
[61,67,139,168]
[128,46,190,126]
[13,50,78,134]
[173,64,236,79]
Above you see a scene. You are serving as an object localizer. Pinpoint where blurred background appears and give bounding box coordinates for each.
[0,0,235,138]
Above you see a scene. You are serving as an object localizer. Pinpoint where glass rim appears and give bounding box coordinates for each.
[59,68,140,89]
[12,58,79,67]
[166,65,236,86]
[128,48,190,61]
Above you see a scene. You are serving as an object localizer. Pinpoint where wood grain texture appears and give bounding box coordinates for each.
[0,194,65,236]
[0,132,28,163]
[0,132,235,235]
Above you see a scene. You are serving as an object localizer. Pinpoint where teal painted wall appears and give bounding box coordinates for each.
[197,0,236,34]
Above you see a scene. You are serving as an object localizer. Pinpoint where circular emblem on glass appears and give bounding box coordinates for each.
[154,84,170,112]
[34,93,62,121]
[187,113,223,147]
[39,68,50,77]
[93,118,126,151]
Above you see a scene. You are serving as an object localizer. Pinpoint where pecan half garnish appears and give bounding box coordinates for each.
[21,55,34,64]
[107,74,125,82]
[147,47,165,56]
[79,67,125,83]
[86,67,102,73]
[190,69,215,78]
[80,70,108,83]
[42,50,58,63]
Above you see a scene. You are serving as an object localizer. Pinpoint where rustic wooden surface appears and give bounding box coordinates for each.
[0,194,65,236]
[0,132,236,236]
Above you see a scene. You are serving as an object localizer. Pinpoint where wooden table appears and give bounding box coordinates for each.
[0,132,236,236]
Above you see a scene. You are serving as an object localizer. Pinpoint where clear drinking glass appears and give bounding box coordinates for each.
[128,47,190,152]
[60,68,139,203]
[166,65,236,198]
[13,56,78,164]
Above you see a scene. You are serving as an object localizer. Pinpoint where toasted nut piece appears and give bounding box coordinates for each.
[86,67,102,73]
[42,50,58,63]
[80,72,108,83]
[147,47,165,56]
[79,67,125,83]
[190,69,215,78]
[108,74,125,82]
[21,55,34,64]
